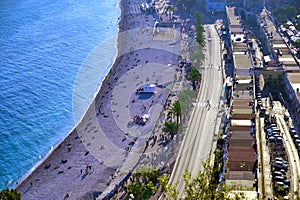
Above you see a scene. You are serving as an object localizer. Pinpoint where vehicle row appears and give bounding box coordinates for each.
[264,115,290,197]
[289,126,300,156]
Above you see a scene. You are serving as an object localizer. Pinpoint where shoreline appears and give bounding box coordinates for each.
[16,0,183,198]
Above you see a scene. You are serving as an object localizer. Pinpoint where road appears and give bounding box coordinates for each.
[169,24,223,198]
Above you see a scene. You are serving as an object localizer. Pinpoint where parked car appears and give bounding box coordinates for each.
[273,161,288,170]
[274,176,285,182]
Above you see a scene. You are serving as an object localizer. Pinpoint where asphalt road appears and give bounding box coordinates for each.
[169,24,223,198]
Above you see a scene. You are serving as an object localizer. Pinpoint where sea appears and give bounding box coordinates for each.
[0,0,119,190]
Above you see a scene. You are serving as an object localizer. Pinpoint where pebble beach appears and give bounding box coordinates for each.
[16,0,185,199]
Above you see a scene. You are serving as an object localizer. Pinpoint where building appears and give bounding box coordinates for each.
[223,7,258,197]
[143,83,156,93]
[256,8,300,127]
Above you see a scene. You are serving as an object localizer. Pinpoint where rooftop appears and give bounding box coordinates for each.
[286,73,300,99]
[234,54,252,69]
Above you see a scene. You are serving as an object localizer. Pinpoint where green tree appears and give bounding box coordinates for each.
[294,39,300,48]
[191,47,205,67]
[136,168,160,184]
[159,160,245,200]
[273,6,297,24]
[164,121,180,153]
[240,10,246,20]
[158,173,178,199]
[178,89,196,122]
[295,22,300,30]
[127,181,155,199]
[195,12,205,47]
[127,168,160,200]
[168,100,182,124]
[187,67,201,90]
[167,5,176,21]
[0,189,21,200]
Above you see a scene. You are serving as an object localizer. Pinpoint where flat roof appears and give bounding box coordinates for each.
[226,160,254,171]
[228,147,254,162]
[234,54,252,69]
[232,108,252,115]
[233,98,252,103]
[284,66,300,72]
[230,27,244,34]
[273,43,287,48]
[279,57,296,62]
[226,173,255,181]
[291,83,300,90]
[259,9,282,41]
[226,6,240,26]
[230,126,251,131]
[272,40,285,45]
[230,131,252,140]
[287,72,300,84]
[229,138,253,147]
[287,72,300,100]
[233,90,252,99]
[237,79,252,84]
[236,69,251,76]
[231,119,252,126]
[236,74,252,80]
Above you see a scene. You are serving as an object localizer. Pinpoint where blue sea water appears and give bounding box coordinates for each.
[0,0,119,189]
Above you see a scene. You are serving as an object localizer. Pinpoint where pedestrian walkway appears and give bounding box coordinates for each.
[257,116,273,199]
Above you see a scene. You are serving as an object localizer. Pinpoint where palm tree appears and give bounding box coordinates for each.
[127,168,159,199]
[137,168,160,184]
[168,100,181,124]
[187,67,201,90]
[178,89,196,122]
[0,189,21,200]
[164,121,179,153]
[166,5,176,21]
[195,12,205,47]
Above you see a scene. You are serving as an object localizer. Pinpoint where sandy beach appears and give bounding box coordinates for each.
[16,0,185,199]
